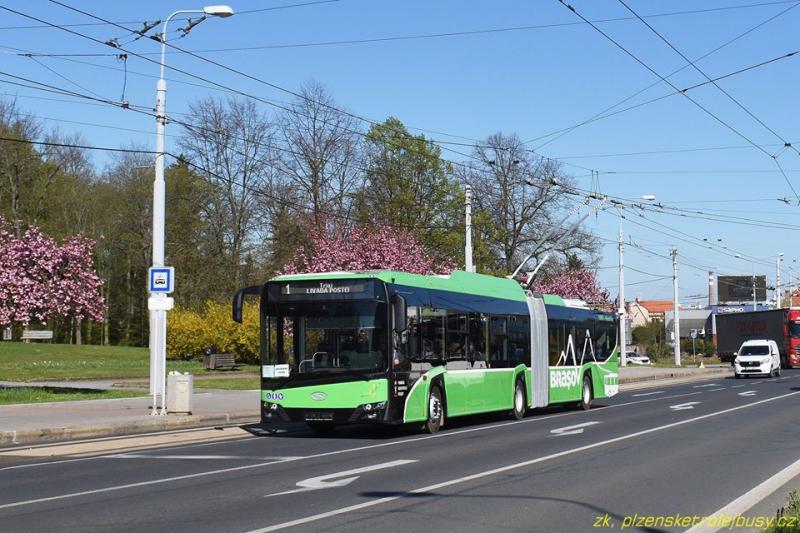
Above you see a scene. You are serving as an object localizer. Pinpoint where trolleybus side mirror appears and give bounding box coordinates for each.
[232,285,262,323]
[392,293,407,334]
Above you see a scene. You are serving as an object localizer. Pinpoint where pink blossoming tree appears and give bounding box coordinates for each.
[531,268,610,304]
[0,217,105,327]
[282,224,455,275]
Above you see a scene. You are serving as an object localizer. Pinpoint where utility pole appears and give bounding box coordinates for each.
[464,184,474,273]
[618,215,627,367]
[671,248,681,366]
[776,252,784,308]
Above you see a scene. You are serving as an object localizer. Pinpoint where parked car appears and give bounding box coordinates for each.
[734,339,781,379]
[626,352,651,365]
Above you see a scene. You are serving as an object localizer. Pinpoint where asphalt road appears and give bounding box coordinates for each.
[2,372,800,533]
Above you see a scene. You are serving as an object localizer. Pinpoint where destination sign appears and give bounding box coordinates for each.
[281,282,368,295]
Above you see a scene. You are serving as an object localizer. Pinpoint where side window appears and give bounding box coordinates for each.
[593,323,611,362]
[489,316,508,368]
[446,312,468,360]
[508,315,530,367]
[419,307,445,360]
[467,313,487,363]
[576,322,592,360]
[565,323,578,365]
[548,320,562,366]
[404,306,420,362]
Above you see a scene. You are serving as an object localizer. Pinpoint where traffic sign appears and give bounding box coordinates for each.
[149,267,174,294]
[690,329,697,339]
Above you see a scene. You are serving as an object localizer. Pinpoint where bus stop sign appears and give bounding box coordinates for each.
[149,267,174,294]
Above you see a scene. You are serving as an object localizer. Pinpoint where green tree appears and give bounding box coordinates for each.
[96,152,153,346]
[632,320,672,360]
[358,117,463,262]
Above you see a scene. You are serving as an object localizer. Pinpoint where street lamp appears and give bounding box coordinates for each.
[149,5,234,415]
[613,194,656,367]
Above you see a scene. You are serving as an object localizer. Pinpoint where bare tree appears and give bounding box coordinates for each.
[275,81,362,227]
[0,99,45,235]
[41,129,95,234]
[179,96,274,291]
[464,132,599,274]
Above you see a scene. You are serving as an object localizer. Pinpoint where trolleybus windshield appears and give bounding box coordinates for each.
[272,301,389,374]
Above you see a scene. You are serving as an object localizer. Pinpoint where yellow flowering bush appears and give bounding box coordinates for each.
[167,301,259,363]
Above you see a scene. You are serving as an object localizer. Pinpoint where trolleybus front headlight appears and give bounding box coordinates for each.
[360,401,387,419]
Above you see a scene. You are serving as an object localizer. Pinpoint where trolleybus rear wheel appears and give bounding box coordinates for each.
[511,379,526,420]
[424,386,444,434]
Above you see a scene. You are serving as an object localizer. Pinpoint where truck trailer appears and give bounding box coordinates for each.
[715,308,800,368]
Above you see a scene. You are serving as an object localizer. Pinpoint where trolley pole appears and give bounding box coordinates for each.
[465,184,474,273]
[672,248,681,366]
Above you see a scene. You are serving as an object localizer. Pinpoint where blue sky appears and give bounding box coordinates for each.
[1,0,799,304]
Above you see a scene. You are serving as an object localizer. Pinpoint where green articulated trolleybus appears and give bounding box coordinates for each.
[232,270,619,434]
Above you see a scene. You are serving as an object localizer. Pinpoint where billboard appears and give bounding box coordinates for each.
[717,275,767,303]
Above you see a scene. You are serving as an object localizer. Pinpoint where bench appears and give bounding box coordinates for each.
[203,353,243,371]
[21,330,53,343]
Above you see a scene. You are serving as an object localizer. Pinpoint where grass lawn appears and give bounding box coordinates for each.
[0,386,146,405]
[193,377,259,390]
[0,342,258,382]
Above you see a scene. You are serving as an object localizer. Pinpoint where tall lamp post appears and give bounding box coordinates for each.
[612,194,656,367]
[149,5,234,415]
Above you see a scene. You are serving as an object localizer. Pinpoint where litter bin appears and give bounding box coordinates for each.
[167,371,193,414]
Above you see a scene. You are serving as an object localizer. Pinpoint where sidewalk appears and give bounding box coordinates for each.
[0,364,730,447]
[0,389,260,446]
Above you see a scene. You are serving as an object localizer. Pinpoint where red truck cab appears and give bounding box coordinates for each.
[787,309,800,368]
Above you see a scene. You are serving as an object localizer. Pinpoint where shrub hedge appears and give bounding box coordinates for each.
[167,301,259,363]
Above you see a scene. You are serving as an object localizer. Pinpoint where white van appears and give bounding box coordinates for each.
[734,339,781,379]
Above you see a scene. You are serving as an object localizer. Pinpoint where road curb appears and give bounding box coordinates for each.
[0,411,260,447]
[619,367,732,385]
